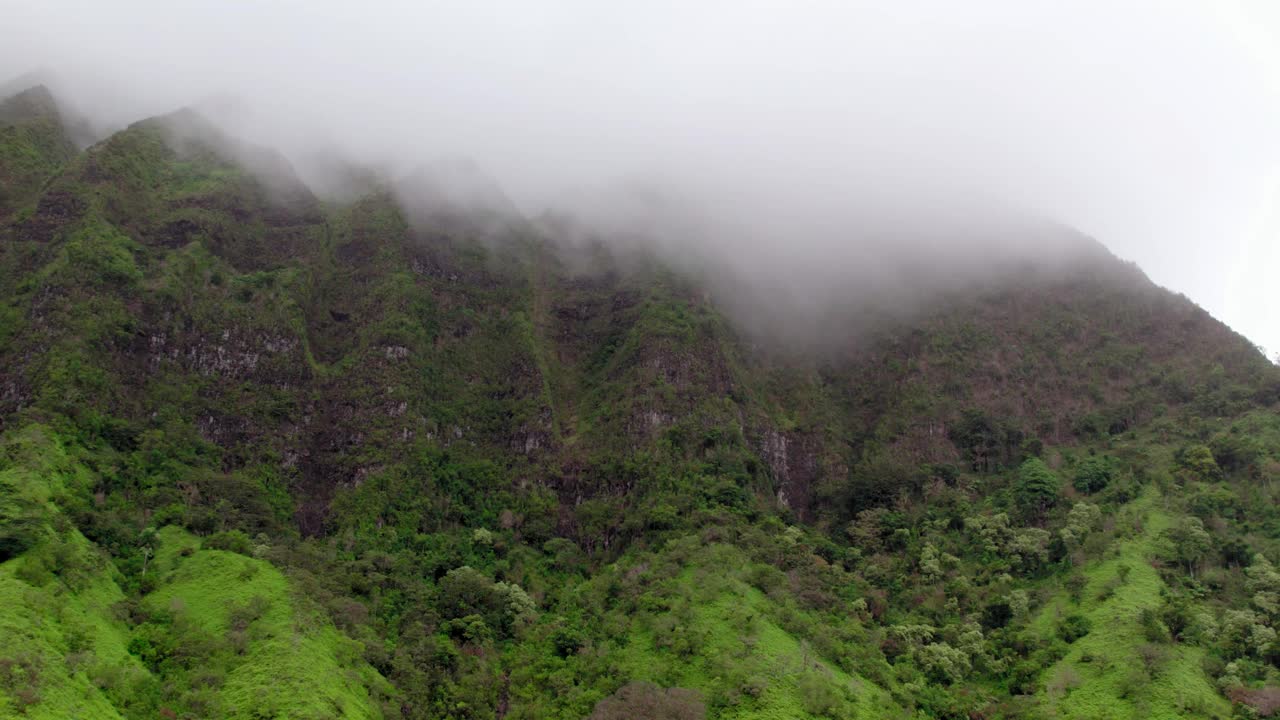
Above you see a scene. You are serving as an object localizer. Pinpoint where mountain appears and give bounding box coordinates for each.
[0,85,79,219]
[0,86,1278,720]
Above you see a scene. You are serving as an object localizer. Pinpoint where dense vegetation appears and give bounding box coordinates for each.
[1,85,1279,719]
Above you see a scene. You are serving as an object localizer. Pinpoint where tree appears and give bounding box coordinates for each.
[437,566,496,620]
[950,410,1023,473]
[797,670,850,717]
[919,544,943,581]
[915,642,972,685]
[437,566,537,638]
[1209,432,1261,475]
[1161,517,1212,577]
[1245,554,1280,619]
[1176,444,1223,482]
[980,601,1013,630]
[1014,458,1060,519]
[1221,610,1276,658]
[550,625,585,658]
[846,455,921,515]
[492,581,536,634]
[1008,528,1051,575]
[1059,502,1102,552]
[1072,456,1114,493]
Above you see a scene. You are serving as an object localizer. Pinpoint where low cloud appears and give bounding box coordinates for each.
[2,1,1277,350]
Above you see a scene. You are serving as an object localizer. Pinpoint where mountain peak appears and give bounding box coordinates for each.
[0,84,61,125]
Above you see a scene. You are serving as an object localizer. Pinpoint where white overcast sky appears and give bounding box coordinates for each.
[1,0,1278,356]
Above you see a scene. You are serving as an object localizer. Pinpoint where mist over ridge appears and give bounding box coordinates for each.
[2,0,1278,352]
[1,77,1139,353]
[5,7,1280,720]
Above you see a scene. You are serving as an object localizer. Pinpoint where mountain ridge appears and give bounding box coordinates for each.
[0,84,1277,719]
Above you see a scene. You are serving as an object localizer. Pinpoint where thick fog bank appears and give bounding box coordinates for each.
[2,0,1277,352]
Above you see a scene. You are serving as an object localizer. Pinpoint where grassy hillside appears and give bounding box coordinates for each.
[1029,489,1229,719]
[0,426,394,718]
[0,85,1278,719]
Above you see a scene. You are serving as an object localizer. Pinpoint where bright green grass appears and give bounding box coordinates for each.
[0,429,147,719]
[1032,488,1230,719]
[0,425,389,719]
[0,537,144,719]
[151,525,201,574]
[0,427,144,712]
[606,545,904,720]
[692,587,899,720]
[146,545,386,720]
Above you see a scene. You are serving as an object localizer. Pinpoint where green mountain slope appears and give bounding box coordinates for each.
[0,86,1278,719]
[0,425,390,718]
[0,85,77,221]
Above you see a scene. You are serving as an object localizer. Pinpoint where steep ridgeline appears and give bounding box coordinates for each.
[1,88,1278,720]
[0,85,78,219]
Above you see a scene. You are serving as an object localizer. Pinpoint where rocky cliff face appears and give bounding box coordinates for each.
[0,89,1275,541]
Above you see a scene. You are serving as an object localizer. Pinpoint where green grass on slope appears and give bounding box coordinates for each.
[0,537,146,719]
[0,427,147,719]
[691,587,897,720]
[606,546,903,720]
[1032,488,1230,720]
[146,540,387,720]
[0,426,391,719]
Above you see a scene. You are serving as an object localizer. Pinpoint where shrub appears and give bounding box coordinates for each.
[1209,432,1262,475]
[1137,643,1169,679]
[0,653,42,702]
[203,530,253,555]
[1139,608,1169,643]
[64,223,142,287]
[1009,660,1043,695]
[1072,456,1114,494]
[550,625,585,658]
[797,670,850,717]
[1046,667,1081,696]
[1057,614,1092,643]
[228,596,271,632]
[1224,686,1280,718]
[1065,574,1087,603]
[587,682,706,720]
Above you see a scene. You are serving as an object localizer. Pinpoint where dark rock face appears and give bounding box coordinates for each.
[14,190,86,241]
[1,98,1275,540]
[756,429,821,519]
